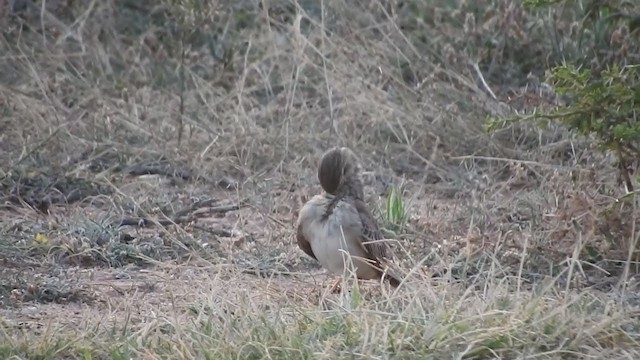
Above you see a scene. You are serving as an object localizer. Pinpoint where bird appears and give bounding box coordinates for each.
[295,146,402,293]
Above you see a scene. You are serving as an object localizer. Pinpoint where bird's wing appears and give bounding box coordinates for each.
[296,221,317,260]
[353,198,404,287]
[353,198,389,260]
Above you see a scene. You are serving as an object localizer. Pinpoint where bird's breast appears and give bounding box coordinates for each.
[299,196,378,278]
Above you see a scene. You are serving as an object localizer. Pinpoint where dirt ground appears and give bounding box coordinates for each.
[2,154,638,338]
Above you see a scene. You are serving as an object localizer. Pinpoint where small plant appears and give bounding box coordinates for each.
[383,186,408,234]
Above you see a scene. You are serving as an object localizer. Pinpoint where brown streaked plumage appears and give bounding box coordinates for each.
[296,147,402,292]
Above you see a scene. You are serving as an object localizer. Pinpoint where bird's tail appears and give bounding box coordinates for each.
[378,261,404,288]
[384,273,402,288]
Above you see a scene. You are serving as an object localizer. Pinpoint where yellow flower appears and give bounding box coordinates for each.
[34,233,49,245]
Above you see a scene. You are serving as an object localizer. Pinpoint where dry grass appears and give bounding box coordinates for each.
[1,0,639,358]
[3,264,640,359]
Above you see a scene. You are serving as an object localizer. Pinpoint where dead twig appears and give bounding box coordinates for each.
[118,201,247,228]
[126,163,193,181]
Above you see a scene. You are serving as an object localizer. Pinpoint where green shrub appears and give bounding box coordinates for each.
[488,63,640,190]
[487,0,640,192]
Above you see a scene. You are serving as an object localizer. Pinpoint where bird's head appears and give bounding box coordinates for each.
[317,147,363,197]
